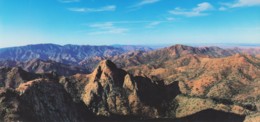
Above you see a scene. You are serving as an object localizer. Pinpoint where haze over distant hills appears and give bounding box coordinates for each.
[0,44,152,63]
[0,43,260,122]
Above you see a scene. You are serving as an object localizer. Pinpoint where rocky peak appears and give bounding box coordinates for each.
[165,44,197,57]
[97,60,118,73]
[123,74,137,92]
[173,44,190,50]
[81,60,161,117]
[90,60,127,87]
[169,44,191,52]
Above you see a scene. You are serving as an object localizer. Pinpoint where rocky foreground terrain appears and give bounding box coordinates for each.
[0,44,260,122]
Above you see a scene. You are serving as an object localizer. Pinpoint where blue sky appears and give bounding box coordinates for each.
[0,0,260,47]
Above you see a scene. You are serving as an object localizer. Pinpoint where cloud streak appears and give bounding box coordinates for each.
[219,0,260,11]
[68,5,116,12]
[169,2,213,17]
[130,0,160,9]
[229,0,260,7]
[88,22,128,35]
[146,21,161,28]
[219,0,260,10]
[58,0,80,3]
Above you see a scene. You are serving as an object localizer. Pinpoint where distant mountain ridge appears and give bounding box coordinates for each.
[0,44,152,64]
[0,59,89,76]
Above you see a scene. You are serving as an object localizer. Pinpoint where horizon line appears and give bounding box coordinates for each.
[1,42,260,49]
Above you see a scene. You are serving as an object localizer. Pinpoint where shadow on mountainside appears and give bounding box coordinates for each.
[90,109,245,122]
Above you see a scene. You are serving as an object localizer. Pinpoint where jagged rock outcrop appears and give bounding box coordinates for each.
[59,60,183,118]
[81,60,160,117]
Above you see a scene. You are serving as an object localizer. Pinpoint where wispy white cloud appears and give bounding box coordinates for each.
[146,21,161,28]
[98,20,161,24]
[166,17,176,21]
[219,0,260,10]
[58,0,80,3]
[130,0,160,9]
[86,19,173,34]
[88,22,128,35]
[218,6,227,11]
[68,5,116,12]
[169,2,213,17]
[226,0,260,8]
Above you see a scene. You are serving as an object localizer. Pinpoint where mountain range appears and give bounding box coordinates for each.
[0,44,260,122]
